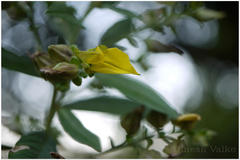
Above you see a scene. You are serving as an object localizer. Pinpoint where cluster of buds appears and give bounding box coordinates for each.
[32,45,94,91]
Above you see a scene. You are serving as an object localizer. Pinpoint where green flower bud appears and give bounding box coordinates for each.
[40,62,78,83]
[48,45,73,63]
[146,110,168,129]
[79,71,88,78]
[72,75,82,86]
[70,56,82,68]
[120,106,144,138]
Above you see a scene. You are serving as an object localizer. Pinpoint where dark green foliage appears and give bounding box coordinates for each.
[100,18,135,47]
[96,74,179,119]
[8,131,57,159]
[63,96,141,115]
[57,108,101,152]
[2,48,39,77]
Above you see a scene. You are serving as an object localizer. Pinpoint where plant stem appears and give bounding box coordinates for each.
[20,2,43,51]
[79,4,94,23]
[46,87,58,131]
[30,24,43,51]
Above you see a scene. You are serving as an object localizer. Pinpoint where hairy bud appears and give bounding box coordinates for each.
[48,45,73,63]
[40,62,78,82]
[146,110,168,129]
[120,106,144,137]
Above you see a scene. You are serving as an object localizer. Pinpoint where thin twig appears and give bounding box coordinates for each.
[46,87,58,131]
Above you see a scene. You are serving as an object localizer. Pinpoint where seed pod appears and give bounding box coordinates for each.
[146,110,168,129]
[120,106,144,137]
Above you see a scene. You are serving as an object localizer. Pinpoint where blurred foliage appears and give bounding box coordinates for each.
[8,131,57,159]
[46,2,84,44]
[2,1,238,159]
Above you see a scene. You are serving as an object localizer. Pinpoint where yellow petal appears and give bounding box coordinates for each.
[97,48,139,75]
[90,62,136,74]
[176,113,201,122]
[76,51,104,64]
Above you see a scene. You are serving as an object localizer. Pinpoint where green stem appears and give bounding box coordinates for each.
[46,87,58,131]
[79,5,94,23]
[30,24,43,51]
[20,2,43,51]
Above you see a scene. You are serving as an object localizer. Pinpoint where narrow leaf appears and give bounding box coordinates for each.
[95,74,179,119]
[2,48,39,77]
[57,108,101,152]
[46,2,83,44]
[63,96,141,115]
[100,18,134,47]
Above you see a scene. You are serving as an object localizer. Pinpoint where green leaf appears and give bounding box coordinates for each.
[63,96,141,115]
[46,2,76,15]
[2,48,39,77]
[8,131,57,159]
[95,74,179,119]
[57,108,101,152]
[127,36,138,47]
[100,18,135,47]
[46,2,83,44]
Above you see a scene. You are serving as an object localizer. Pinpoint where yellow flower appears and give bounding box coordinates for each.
[75,45,140,75]
[173,113,201,130]
[176,113,201,123]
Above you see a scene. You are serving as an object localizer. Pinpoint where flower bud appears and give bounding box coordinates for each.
[40,62,78,82]
[173,113,201,130]
[146,110,168,129]
[120,106,144,138]
[31,51,55,69]
[163,139,185,158]
[72,75,82,86]
[48,45,73,63]
[145,39,183,54]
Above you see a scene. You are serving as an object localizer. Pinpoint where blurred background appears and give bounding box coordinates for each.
[2,1,238,158]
